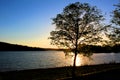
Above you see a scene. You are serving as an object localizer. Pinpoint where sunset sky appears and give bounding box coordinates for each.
[0,0,119,48]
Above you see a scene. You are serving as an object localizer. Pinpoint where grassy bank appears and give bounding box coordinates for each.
[0,63,120,80]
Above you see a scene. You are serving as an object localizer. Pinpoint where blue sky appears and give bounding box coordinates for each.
[0,0,119,48]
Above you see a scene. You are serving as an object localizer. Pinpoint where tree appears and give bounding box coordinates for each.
[49,2,105,79]
[111,1,120,26]
[106,27,120,45]
[107,1,120,46]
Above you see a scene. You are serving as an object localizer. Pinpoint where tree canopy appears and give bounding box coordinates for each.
[49,2,105,55]
[112,1,120,26]
[106,27,120,45]
[49,2,119,78]
[110,1,120,45]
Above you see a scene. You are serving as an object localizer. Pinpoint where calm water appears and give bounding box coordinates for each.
[0,51,120,72]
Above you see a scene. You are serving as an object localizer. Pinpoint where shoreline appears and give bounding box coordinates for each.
[0,63,120,80]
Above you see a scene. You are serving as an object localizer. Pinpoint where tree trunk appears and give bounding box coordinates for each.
[72,19,79,80]
[72,19,79,79]
[72,52,77,80]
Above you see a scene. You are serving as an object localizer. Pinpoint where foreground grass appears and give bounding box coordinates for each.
[0,63,120,80]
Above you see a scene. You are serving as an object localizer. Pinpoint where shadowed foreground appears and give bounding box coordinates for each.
[0,63,120,80]
[62,67,120,80]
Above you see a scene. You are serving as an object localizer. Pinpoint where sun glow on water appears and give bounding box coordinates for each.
[70,54,83,66]
[68,53,91,66]
[76,55,82,66]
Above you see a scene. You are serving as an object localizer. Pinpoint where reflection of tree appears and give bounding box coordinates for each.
[49,2,106,79]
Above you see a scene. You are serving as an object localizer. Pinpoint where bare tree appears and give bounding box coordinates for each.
[49,2,105,79]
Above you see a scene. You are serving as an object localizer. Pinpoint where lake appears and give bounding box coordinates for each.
[0,51,120,72]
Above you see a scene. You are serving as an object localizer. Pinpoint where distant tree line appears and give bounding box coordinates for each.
[79,44,120,53]
[0,42,64,51]
[0,42,46,51]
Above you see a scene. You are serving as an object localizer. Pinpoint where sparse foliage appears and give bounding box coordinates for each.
[112,1,120,26]
[106,26,120,45]
[110,1,120,45]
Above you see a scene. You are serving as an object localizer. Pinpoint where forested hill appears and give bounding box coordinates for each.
[79,44,120,53]
[0,42,120,52]
[0,42,46,51]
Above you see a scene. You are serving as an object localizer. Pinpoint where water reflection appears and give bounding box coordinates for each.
[65,52,120,67]
[65,53,91,66]
[74,55,82,66]
[0,51,120,72]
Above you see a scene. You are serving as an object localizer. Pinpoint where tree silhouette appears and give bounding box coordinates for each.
[106,27,120,45]
[49,2,105,79]
[112,1,120,26]
[110,1,120,45]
